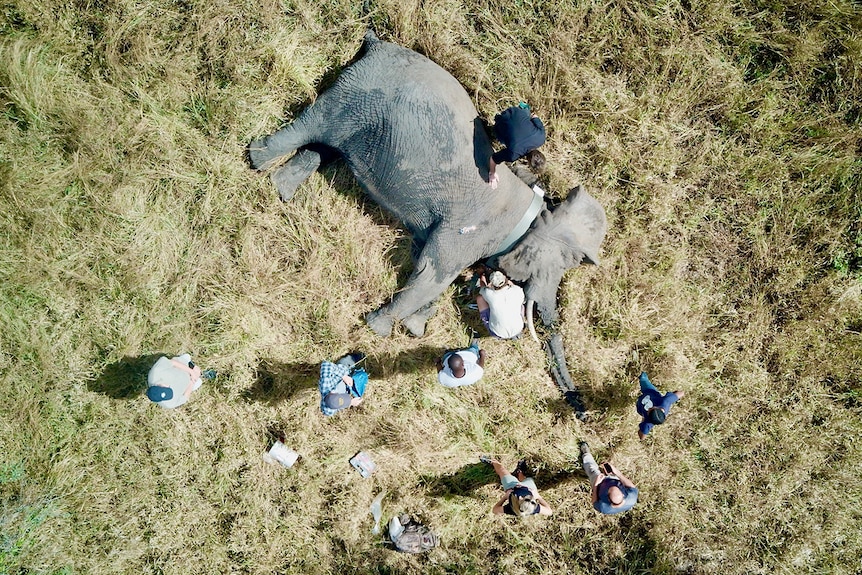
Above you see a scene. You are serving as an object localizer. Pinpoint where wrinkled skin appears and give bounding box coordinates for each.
[249,32,607,415]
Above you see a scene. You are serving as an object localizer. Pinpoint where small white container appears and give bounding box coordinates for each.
[263,441,299,468]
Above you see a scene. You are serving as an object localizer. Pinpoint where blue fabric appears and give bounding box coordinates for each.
[351,369,368,397]
[319,361,351,416]
[636,372,679,436]
[594,479,638,515]
[492,106,546,164]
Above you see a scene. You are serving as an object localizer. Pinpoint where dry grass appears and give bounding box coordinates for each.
[2,0,862,574]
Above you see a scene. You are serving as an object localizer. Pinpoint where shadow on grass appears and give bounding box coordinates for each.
[420,460,587,498]
[575,513,668,574]
[87,353,165,399]
[247,345,449,404]
[419,462,499,497]
[244,360,318,404]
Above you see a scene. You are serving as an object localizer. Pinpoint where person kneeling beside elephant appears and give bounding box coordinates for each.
[476,270,525,339]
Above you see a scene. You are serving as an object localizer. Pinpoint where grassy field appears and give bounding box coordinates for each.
[2,0,861,573]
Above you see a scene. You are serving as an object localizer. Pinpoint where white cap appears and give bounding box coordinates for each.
[489,271,507,288]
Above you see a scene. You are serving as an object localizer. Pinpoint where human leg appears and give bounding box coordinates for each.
[517,477,537,491]
[639,371,658,393]
[476,294,489,312]
[479,307,494,337]
[485,458,520,491]
[580,442,602,487]
[582,452,602,487]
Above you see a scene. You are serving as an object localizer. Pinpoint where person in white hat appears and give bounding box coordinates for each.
[476,270,525,339]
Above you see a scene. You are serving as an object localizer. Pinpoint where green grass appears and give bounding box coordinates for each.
[2,0,861,573]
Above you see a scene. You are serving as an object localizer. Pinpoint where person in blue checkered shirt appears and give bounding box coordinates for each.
[318,353,368,416]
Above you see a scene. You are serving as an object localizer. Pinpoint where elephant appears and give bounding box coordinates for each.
[249,31,607,415]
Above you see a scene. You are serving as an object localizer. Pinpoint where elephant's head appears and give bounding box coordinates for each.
[497,186,606,417]
[497,186,607,328]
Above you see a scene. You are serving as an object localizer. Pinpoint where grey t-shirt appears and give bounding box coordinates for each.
[147,356,191,409]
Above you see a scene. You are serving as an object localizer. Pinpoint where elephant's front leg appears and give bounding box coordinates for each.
[366,239,472,337]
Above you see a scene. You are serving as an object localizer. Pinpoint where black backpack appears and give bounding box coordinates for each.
[391,514,439,553]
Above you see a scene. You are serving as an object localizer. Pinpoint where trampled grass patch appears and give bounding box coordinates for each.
[1,0,861,573]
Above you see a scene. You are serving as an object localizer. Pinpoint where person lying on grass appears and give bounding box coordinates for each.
[483,457,553,517]
[636,371,685,440]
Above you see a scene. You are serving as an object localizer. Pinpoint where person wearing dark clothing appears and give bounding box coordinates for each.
[489,104,546,189]
[636,371,685,439]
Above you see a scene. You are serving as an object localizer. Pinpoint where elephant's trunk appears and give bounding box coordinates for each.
[544,333,587,419]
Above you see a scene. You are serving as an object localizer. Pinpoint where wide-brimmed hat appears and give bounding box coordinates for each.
[509,487,538,516]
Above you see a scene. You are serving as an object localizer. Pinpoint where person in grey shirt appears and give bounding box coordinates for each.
[146,353,203,409]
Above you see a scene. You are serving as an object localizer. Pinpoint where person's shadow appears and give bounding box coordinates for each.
[420,462,499,497]
[246,345,445,404]
[244,360,319,404]
[420,460,586,498]
[87,354,165,399]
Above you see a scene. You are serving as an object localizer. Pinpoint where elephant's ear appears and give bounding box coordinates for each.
[543,186,606,267]
[497,186,607,325]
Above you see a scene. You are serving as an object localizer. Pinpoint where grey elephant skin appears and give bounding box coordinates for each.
[249,32,607,414]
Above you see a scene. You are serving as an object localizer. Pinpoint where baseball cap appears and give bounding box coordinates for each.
[324,392,352,411]
[146,385,174,402]
[648,408,666,425]
[489,270,506,288]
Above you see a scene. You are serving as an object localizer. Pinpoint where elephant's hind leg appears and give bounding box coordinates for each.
[271,148,322,201]
[248,124,313,172]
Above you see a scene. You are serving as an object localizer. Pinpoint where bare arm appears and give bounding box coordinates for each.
[477,349,487,368]
[489,159,499,189]
[492,491,510,515]
[535,495,553,515]
[171,359,202,397]
[607,463,636,488]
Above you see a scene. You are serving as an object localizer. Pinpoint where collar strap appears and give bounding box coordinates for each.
[492,185,545,256]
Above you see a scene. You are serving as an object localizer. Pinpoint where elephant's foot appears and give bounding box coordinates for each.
[401,305,436,338]
[271,148,322,201]
[248,137,279,171]
[366,309,394,337]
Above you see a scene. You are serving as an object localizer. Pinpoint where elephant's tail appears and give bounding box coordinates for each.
[364,29,380,47]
